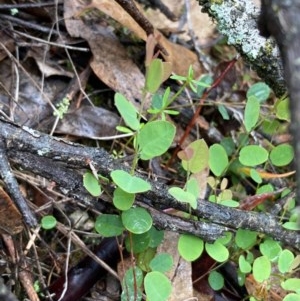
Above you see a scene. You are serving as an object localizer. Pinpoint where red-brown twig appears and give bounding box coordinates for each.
[167,57,238,167]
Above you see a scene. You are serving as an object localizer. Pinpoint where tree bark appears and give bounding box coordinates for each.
[256,0,300,207]
[196,0,286,97]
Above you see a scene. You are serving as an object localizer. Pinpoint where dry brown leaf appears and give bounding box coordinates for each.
[27,49,74,78]
[158,231,194,301]
[88,0,203,77]
[64,0,145,103]
[56,105,120,138]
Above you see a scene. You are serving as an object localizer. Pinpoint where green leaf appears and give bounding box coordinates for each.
[146,59,164,93]
[244,95,260,132]
[121,267,143,301]
[218,105,230,120]
[205,241,229,262]
[83,172,102,197]
[235,229,257,250]
[113,187,135,211]
[283,293,300,301]
[148,226,164,248]
[216,232,232,246]
[179,139,209,173]
[209,144,228,176]
[253,256,271,282]
[114,93,140,130]
[95,214,124,237]
[144,271,172,301]
[281,278,300,293]
[138,120,176,160]
[220,200,239,207]
[41,215,57,230]
[247,82,271,103]
[283,222,300,231]
[137,247,156,272]
[208,271,224,290]
[125,232,151,253]
[250,168,262,184]
[186,177,199,200]
[278,249,294,273]
[168,187,197,209]
[239,145,269,166]
[275,98,290,121]
[239,255,252,273]
[270,144,294,167]
[178,234,204,261]
[149,253,173,273]
[122,207,152,234]
[111,170,151,193]
[259,238,282,261]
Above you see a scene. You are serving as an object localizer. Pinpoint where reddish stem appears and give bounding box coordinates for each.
[167,57,238,168]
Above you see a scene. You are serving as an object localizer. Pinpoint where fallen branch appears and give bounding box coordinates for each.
[1,118,300,250]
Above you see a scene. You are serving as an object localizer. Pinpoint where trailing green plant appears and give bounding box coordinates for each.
[81,39,299,300]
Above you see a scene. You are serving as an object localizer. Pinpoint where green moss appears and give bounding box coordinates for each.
[264,40,274,56]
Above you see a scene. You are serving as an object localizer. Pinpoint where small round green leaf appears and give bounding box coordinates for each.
[253,256,271,283]
[283,222,300,231]
[95,214,124,237]
[149,253,173,273]
[281,278,300,292]
[121,267,143,301]
[148,226,164,248]
[247,82,271,103]
[113,187,135,211]
[138,120,176,160]
[41,215,57,230]
[283,293,300,301]
[259,238,282,261]
[125,232,151,253]
[278,249,294,273]
[276,98,290,121]
[144,271,172,301]
[209,144,228,176]
[235,229,257,250]
[270,144,294,167]
[178,234,204,262]
[205,241,229,262]
[122,207,152,234]
[244,95,260,132]
[114,92,140,130]
[250,168,262,184]
[239,145,269,167]
[239,255,252,273]
[111,170,151,193]
[83,172,102,197]
[208,271,224,290]
[168,187,197,209]
[180,139,209,173]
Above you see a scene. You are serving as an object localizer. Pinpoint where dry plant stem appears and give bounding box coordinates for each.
[0,1,63,9]
[0,14,60,35]
[114,0,154,36]
[49,225,121,301]
[114,0,167,55]
[0,138,37,227]
[167,57,238,167]
[1,119,300,249]
[2,234,40,301]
